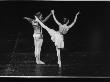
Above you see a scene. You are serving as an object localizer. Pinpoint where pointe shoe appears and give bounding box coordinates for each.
[36,60,45,64]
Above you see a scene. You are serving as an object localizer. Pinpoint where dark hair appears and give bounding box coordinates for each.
[63,18,67,23]
[35,12,43,20]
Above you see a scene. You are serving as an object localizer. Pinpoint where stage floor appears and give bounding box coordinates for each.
[0,52,110,77]
[0,35,110,77]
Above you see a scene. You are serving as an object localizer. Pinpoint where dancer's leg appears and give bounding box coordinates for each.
[34,37,40,63]
[56,47,61,67]
[37,39,43,60]
[34,37,38,58]
[37,39,45,64]
[33,34,44,64]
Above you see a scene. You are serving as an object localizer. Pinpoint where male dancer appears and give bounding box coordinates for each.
[24,12,52,64]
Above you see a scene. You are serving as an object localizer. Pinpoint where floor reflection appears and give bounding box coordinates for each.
[34,65,43,76]
[34,64,62,76]
[1,52,110,77]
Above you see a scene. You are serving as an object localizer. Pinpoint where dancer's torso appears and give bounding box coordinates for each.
[59,24,68,34]
[33,24,43,39]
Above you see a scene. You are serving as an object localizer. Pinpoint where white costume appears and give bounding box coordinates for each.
[51,10,80,67]
[33,33,43,55]
[50,30,64,49]
[33,33,44,64]
[24,17,44,64]
[24,12,51,64]
[33,33,42,40]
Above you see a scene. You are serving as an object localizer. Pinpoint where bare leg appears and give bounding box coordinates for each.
[56,47,61,67]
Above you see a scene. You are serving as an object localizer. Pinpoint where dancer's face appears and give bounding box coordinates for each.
[63,18,67,24]
[63,18,69,25]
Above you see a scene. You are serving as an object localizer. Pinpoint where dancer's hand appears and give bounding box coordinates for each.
[51,10,54,14]
[24,17,33,23]
[24,17,29,20]
[23,17,27,19]
[76,11,80,16]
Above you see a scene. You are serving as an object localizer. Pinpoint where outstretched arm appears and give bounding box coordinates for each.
[24,17,33,23]
[42,12,52,23]
[68,11,80,28]
[51,10,62,26]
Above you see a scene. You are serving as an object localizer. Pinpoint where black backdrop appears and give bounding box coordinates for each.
[0,1,110,53]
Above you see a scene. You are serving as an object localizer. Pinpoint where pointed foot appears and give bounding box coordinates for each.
[36,60,45,64]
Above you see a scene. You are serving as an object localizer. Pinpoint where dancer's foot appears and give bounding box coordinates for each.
[36,60,45,64]
[58,61,61,67]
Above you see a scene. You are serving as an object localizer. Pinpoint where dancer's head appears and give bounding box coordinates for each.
[63,18,67,23]
[63,18,69,25]
[35,12,43,20]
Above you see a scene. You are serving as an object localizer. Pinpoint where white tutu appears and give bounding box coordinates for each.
[49,29,64,48]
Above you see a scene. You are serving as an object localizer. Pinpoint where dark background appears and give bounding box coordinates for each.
[0,1,110,76]
[0,1,110,54]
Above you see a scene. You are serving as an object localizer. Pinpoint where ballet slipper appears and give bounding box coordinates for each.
[36,60,45,64]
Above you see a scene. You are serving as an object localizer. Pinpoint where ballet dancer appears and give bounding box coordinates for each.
[51,10,79,66]
[24,12,52,64]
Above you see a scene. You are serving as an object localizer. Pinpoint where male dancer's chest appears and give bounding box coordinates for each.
[33,25,43,39]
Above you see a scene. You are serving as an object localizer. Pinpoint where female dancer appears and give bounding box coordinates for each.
[24,12,52,64]
[51,10,79,66]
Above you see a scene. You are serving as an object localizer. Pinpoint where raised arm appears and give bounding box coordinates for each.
[51,10,62,26]
[68,11,80,28]
[42,12,52,23]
